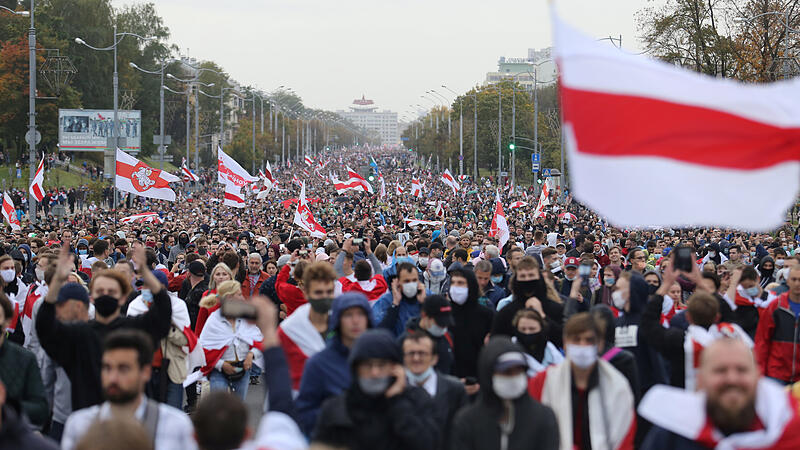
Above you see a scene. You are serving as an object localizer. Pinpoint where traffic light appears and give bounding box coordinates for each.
[508,141,515,151]
[536,177,543,185]
[368,175,375,182]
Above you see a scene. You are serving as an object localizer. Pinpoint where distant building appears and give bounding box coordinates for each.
[484,47,557,90]
[337,95,399,145]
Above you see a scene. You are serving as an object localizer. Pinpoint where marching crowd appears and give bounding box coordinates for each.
[0,146,798,449]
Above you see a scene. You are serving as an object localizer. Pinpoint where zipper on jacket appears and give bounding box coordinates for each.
[793,317,799,382]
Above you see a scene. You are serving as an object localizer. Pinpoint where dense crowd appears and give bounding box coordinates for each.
[0,146,798,449]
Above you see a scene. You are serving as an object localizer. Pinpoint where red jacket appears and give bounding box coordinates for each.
[340,274,388,302]
[241,270,269,299]
[167,271,188,292]
[276,264,306,316]
[755,292,800,383]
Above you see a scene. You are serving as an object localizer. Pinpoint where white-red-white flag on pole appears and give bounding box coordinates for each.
[263,161,275,187]
[441,169,460,194]
[304,156,314,166]
[29,157,45,202]
[410,178,423,198]
[380,176,386,199]
[217,147,258,188]
[294,182,326,238]
[532,182,550,219]
[434,201,445,218]
[509,201,528,210]
[554,10,800,230]
[489,191,509,250]
[181,158,199,182]
[2,193,19,231]
[396,183,405,196]
[116,149,181,202]
[223,183,246,208]
[346,167,374,194]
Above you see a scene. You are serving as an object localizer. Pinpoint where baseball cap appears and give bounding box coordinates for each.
[418,247,430,256]
[57,282,89,305]
[564,257,580,268]
[556,242,566,248]
[494,351,528,372]
[422,295,455,327]
[188,260,206,276]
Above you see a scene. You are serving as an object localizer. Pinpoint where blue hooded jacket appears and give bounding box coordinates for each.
[295,292,373,435]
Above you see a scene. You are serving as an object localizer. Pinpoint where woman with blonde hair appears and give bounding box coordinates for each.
[205,263,234,297]
[195,279,240,336]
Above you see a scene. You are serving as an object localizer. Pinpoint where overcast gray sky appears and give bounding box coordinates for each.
[114,0,656,115]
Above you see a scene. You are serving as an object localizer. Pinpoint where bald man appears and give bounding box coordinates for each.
[637,338,800,449]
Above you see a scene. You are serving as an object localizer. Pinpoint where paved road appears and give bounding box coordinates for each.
[244,379,267,429]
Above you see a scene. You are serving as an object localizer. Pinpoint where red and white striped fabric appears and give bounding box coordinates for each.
[532,183,550,219]
[181,158,199,182]
[458,174,469,182]
[218,147,258,188]
[224,183,246,208]
[345,167,374,194]
[404,218,443,228]
[29,157,45,202]
[441,169,460,194]
[291,174,302,187]
[263,161,276,186]
[120,212,162,224]
[396,183,405,195]
[410,178,423,198]
[304,156,314,166]
[116,149,180,202]
[21,282,46,343]
[127,292,204,372]
[293,182,326,238]
[197,309,262,376]
[331,172,372,195]
[379,176,386,198]
[555,11,800,230]
[277,303,326,390]
[3,192,22,231]
[510,201,528,210]
[489,191,509,249]
[558,212,577,222]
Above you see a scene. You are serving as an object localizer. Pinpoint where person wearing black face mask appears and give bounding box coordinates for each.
[491,257,549,338]
[168,231,190,266]
[36,245,172,410]
[511,309,563,376]
[277,262,337,391]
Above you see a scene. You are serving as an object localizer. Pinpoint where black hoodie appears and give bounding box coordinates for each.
[450,337,559,450]
[448,268,494,378]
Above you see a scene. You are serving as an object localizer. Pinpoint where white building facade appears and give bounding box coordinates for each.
[337,96,399,145]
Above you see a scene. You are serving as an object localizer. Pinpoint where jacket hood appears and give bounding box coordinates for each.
[329,292,373,331]
[477,337,529,413]
[347,329,402,372]
[627,271,650,316]
[448,267,480,307]
[591,304,616,350]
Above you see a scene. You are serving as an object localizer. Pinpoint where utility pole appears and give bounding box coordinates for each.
[27,0,37,222]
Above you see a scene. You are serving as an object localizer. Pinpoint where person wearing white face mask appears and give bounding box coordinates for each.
[450,337,559,450]
[447,268,494,382]
[0,254,30,345]
[401,331,466,450]
[372,263,428,337]
[529,313,636,450]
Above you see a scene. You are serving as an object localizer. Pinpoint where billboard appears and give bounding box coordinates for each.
[58,109,141,152]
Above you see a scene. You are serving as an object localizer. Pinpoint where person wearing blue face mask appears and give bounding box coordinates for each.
[726,266,763,338]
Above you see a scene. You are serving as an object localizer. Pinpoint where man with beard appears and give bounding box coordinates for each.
[36,246,172,410]
[60,329,196,450]
[639,338,800,449]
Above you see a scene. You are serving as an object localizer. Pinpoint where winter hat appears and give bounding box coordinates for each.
[57,282,89,304]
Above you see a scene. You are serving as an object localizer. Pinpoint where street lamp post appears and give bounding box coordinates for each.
[442,85,463,176]
[75,26,155,213]
[1,4,35,220]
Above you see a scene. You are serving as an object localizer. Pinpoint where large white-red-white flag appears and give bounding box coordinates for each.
[223,182,246,208]
[218,147,258,188]
[555,11,800,230]
[331,168,374,195]
[29,157,45,202]
[2,193,19,231]
[441,169,460,194]
[293,182,326,238]
[116,149,181,201]
[120,212,163,224]
[410,178,424,198]
[346,167,374,194]
[404,218,443,228]
[532,181,551,219]
[489,191,509,250]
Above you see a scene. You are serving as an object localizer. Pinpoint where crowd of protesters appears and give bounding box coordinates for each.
[0,145,797,449]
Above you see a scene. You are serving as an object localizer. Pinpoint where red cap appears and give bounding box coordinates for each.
[564,257,580,268]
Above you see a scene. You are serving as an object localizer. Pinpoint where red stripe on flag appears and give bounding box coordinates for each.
[561,86,800,169]
[116,161,172,188]
[32,184,43,202]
